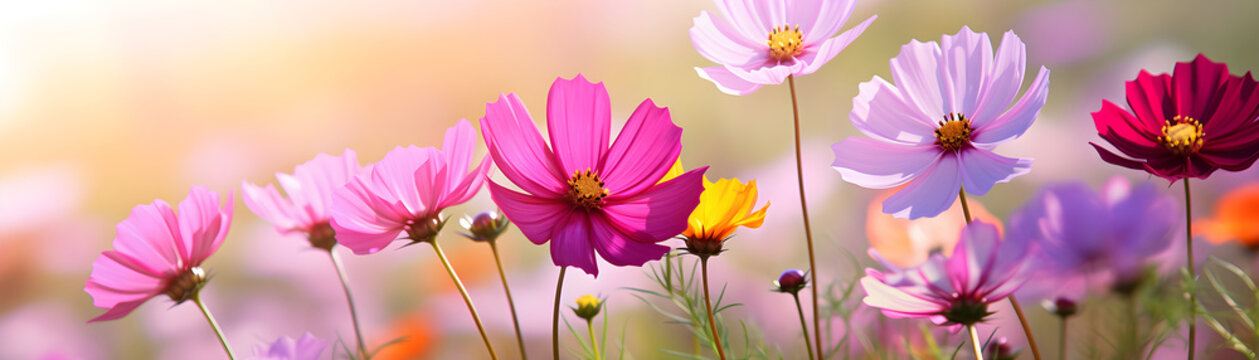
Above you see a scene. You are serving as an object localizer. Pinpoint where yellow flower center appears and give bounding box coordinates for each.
[568,169,609,210]
[934,114,973,151]
[1158,115,1205,156]
[576,294,600,308]
[767,25,804,62]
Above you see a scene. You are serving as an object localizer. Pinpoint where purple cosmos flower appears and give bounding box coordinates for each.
[832,27,1051,219]
[861,221,1032,331]
[242,149,363,250]
[330,119,490,254]
[247,333,326,360]
[481,75,707,276]
[84,186,233,322]
[1009,177,1178,294]
[690,0,876,95]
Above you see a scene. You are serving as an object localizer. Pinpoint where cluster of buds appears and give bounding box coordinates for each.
[458,210,511,243]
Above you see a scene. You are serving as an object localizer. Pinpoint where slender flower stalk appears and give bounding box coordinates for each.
[553,267,568,360]
[587,319,601,360]
[192,293,237,360]
[969,325,985,360]
[959,187,1043,360]
[428,240,497,360]
[791,292,814,360]
[328,250,369,360]
[700,257,727,360]
[1185,178,1196,359]
[488,241,527,359]
[1043,298,1077,360]
[573,295,604,360]
[1059,317,1068,360]
[787,74,823,360]
[461,211,527,359]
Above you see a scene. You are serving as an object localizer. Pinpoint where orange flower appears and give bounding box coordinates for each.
[1197,183,1259,248]
[373,313,437,360]
[866,188,1002,268]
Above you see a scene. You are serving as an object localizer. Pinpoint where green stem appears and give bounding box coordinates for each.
[958,188,973,223]
[328,249,370,360]
[587,319,601,360]
[192,293,237,360]
[959,187,1042,360]
[969,325,985,360]
[1059,316,1067,360]
[700,257,727,360]
[792,292,816,360]
[553,266,568,360]
[489,241,528,360]
[786,74,822,360]
[429,241,498,360]
[1185,178,1197,360]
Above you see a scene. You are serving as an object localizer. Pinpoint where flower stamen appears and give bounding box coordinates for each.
[934,113,973,152]
[1158,115,1205,156]
[568,169,609,210]
[767,25,804,62]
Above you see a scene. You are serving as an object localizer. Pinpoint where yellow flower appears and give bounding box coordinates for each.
[663,160,769,257]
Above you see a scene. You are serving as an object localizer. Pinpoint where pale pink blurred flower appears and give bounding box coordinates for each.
[84,186,233,322]
[0,303,105,360]
[243,149,363,249]
[247,333,327,360]
[866,188,1003,267]
[330,119,490,254]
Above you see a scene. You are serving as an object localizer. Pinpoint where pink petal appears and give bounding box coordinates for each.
[832,138,942,189]
[441,120,478,192]
[241,181,302,233]
[725,61,801,85]
[796,15,876,76]
[971,66,1051,145]
[889,40,946,120]
[971,31,1026,126]
[690,11,765,68]
[112,200,182,271]
[589,213,670,267]
[946,221,1001,295]
[798,0,857,44]
[1124,71,1174,134]
[177,186,232,265]
[850,76,936,145]
[602,167,707,243]
[438,156,490,210]
[860,276,944,317]
[480,93,567,197]
[487,181,573,245]
[84,253,164,308]
[86,297,152,323]
[547,75,611,175]
[412,155,448,213]
[330,178,409,255]
[882,154,962,219]
[601,99,682,199]
[695,66,764,96]
[715,0,777,42]
[1173,53,1231,119]
[371,146,434,215]
[550,211,599,276]
[957,148,1032,196]
[937,26,993,117]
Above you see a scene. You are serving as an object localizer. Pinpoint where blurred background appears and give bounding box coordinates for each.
[2,0,1258,358]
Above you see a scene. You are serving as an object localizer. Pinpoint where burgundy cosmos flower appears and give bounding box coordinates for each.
[1091,54,1259,182]
[481,75,707,276]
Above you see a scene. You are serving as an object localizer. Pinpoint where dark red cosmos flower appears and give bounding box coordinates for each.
[1091,54,1259,182]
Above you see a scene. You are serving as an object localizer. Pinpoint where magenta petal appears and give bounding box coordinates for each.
[695,66,764,96]
[882,154,961,219]
[439,156,490,210]
[690,11,764,68]
[550,211,599,276]
[589,214,670,267]
[441,119,478,190]
[832,138,942,189]
[330,178,409,255]
[957,148,1032,196]
[86,297,151,323]
[796,15,876,76]
[1173,53,1231,119]
[487,181,573,245]
[1090,142,1146,171]
[972,66,1051,145]
[1124,71,1174,134]
[480,93,566,197]
[176,186,232,265]
[601,99,682,199]
[547,75,611,174]
[602,167,707,243]
[112,200,182,271]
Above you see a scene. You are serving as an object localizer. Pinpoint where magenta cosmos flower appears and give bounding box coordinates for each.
[861,221,1032,331]
[330,119,490,254]
[248,333,326,360]
[832,27,1050,219]
[1090,54,1259,182]
[242,149,363,250]
[481,75,707,276]
[84,186,233,322]
[1009,178,1178,294]
[690,0,876,95]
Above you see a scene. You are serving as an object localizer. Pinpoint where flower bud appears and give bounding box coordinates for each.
[459,211,511,243]
[1041,297,1078,318]
[772,269,808,294]
[572,294,603,321]
[307,222,337,251]
[403,215,445,244]
[984,337,1021,360]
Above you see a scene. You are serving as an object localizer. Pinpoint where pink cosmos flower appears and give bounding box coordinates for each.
[481,75,707,276]
[247,333,326,360]
[861,221,1032,332]
[84,186,233,322]
[242,149,363,250]
[832,27,1050,219]
[330,120,490,255]
[690,0,876,95]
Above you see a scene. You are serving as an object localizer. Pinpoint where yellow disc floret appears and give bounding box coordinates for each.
[767,25,804,62]
[568,169,609,210]
[1158,115,1205,156]
[934,113,974,152]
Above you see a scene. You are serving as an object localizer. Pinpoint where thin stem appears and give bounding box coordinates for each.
[192,293,237,360]
[786,74,822,360]
[1009,297,1044,360]
[428,241,498,360]
[792,292,816,360]
[1184,178,1197,360]
[1126,294,1139,358]
[700,257,728,360]
[1058,316,1068,360]
[969,325,985,360]
[553,266,568,360]
[489,241,528,360]
[328,249,370,360]
[587,319,602,360]
[958,188,974,223]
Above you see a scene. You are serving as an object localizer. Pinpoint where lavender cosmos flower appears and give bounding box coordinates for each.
[330,120,490,254]
[242,149,363,250]
[247,333,326,360]
[861,221,1032,331]
[690,0,876,95]
[84,186,233,322]
[1009,177,1178,294]
[832,27,1050,219]
[481,75,707,276]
